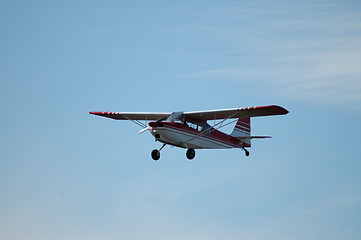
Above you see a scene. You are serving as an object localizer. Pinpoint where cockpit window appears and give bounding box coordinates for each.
[188,122,198,130]
[186,121,211,133]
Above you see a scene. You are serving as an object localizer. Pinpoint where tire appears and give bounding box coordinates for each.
[245,149,250,157]
[151,149,160,160]
[186,148,195,160]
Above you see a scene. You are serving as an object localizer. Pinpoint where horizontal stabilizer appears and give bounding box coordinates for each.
[236,136,271,139]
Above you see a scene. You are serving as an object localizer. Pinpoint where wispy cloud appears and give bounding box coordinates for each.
[183,1,361,107]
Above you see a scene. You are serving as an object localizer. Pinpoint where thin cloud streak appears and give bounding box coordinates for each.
[183,1,361,107]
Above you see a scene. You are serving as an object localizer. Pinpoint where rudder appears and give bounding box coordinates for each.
[231,117,251,146]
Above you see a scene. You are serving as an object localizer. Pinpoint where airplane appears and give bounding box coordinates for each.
[89,105,288,160]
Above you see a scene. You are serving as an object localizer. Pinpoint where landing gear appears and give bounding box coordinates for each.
[151,143,166,161]
[151,145,196,160]
[151,149,160,160]
[186,148,195,160]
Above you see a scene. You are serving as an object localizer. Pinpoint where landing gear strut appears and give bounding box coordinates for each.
[151,143,166,161]
[186,148,195,160]
[243,148,250,157]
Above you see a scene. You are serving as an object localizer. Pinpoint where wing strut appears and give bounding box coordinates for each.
[184,112,239,145]
[123,116,147,128]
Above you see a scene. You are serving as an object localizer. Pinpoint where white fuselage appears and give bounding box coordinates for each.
[150,123,243,149]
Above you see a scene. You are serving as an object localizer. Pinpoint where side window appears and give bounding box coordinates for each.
[199,122,211,134]
[190,123,197,130]
[187,121,211,133]
[188,122,199,131]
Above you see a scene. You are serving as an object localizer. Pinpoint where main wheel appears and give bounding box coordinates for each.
[245,149,250,157]
[186,148,195,160]
[151,149,160,160]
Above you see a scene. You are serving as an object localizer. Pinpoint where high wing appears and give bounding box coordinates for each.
[183,105,288,120]
[89,111,171,120]
[89,105,288,121]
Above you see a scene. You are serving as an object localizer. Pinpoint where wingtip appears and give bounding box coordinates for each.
[281,107,289,115]
[253,105,289,115]
[89,111,102,116]
[271,105,289,115]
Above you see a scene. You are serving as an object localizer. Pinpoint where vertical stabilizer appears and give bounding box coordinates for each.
[231,117,251,146]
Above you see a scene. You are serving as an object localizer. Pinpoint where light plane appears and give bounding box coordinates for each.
[89,105,288,160]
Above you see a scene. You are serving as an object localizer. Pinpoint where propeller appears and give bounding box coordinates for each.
[137,115,169,135]
[137,126,150,134]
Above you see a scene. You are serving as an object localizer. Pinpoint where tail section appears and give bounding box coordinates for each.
[231,117,251,147]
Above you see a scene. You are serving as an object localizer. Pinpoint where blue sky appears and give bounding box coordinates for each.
[1,0,361,239]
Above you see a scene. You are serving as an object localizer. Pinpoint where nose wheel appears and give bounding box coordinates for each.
[151,143,166,161]
[151,149,160,160]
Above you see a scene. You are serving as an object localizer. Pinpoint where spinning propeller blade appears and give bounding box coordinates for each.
[137,115,168,134]
[137,126,150,134]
